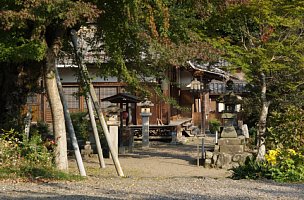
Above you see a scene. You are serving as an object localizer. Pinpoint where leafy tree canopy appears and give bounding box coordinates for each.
[0,0,99,62]
[204,0,304,107]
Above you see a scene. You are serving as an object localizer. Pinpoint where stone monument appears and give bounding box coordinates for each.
[203,80,252,169]
[138,98,154,148]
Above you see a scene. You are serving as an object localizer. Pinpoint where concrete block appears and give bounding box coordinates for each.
[220,145,244,154]
[218,138,245,146]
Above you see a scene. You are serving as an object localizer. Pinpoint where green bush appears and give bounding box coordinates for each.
[70,112,90,141]
[0,129,53,168]
[266,148,304,182]
[209,119,221,134]
[231,157,270,180]
[0,129,83,181]
[232,148,304,182]
[267,106,304,151]
[30,121,52,140]
[70,112,107,147]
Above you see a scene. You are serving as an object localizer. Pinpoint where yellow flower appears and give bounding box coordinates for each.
[265,149,279,165]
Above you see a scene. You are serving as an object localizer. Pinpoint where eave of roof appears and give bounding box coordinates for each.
[187,61,239,80]
[101,93,140,103]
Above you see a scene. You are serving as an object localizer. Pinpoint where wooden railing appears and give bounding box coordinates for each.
[209,82,247,94]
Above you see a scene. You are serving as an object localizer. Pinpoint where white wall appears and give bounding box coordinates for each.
[58,67,118,83]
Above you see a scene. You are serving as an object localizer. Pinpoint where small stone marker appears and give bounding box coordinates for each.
[81,141,93,159]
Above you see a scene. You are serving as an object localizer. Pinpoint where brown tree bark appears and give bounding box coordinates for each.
[44,46,68,171]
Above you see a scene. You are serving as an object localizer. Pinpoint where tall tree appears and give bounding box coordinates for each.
[91,0,220,94]
[203,0,304,156]
[0,0,99,170]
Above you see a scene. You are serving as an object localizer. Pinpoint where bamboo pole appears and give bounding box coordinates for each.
[85,95,106,168]
[54,66,86,176]
[70,29,124,177]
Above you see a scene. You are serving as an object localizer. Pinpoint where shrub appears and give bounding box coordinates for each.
[231,157,270,180]
[265,148,304,182]
[232,148,304,182]
[0,129,53,168]
[209,119,221,134]
[0,129,82,180]
[267,106,304,151]
[70,112,106,147]
[30,121,52,141]
[70,112,90,141]
[0,129,83,181]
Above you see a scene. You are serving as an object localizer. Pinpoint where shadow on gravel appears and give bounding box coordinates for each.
[1,180,303,200]
[132,143,199,164]
[0,191,261,200]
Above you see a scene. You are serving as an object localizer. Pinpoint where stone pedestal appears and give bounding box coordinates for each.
[219,137,245,154]
[221,113,238,138]
[221,126,238,138]
[107,118,120,157]
[140,112,152,148]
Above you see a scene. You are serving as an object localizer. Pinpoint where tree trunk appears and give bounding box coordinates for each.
[256,73,271,162]
[44,47,68,171]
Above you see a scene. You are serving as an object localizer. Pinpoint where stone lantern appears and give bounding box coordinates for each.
[138,98,154,148]
[217,80,242,138]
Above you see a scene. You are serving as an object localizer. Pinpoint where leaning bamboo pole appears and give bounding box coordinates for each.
[54,65,86,176]
[85,95,106,168]
[70,29,124,177]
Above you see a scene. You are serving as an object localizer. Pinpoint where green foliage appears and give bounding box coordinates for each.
[209,119,221,134]
[92,0,221,94]
[0,165,83,181]
[21,134,54,166]
[231,157,270,180]
[266,148,304,182]
[267,106,304,151]
[204,0,304,155]
[0,0,100,137]
[232,148,304,182]
[0,129,63,180]
[30,121,52,140]
[0,129,53,168]
[0,129,83,180]
[70,112,90,141]
[70,112,106,147]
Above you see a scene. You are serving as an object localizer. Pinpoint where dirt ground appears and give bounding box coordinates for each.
[1,137,303,199]
[70,137,231,178]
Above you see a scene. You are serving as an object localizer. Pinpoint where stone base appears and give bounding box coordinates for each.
[218,138,245,146]
[220,145,244,154]
[221,126,237,138]
[203,151,253,169]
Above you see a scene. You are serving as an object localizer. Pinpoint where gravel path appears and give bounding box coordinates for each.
[0,140,303,200]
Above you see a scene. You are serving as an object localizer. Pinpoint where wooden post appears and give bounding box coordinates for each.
[70,30,124,177]
[197,142,200,167]
[85,96,106,168]
[54,66,86,176]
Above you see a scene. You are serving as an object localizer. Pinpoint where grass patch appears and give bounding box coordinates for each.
[0,166,84,181]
